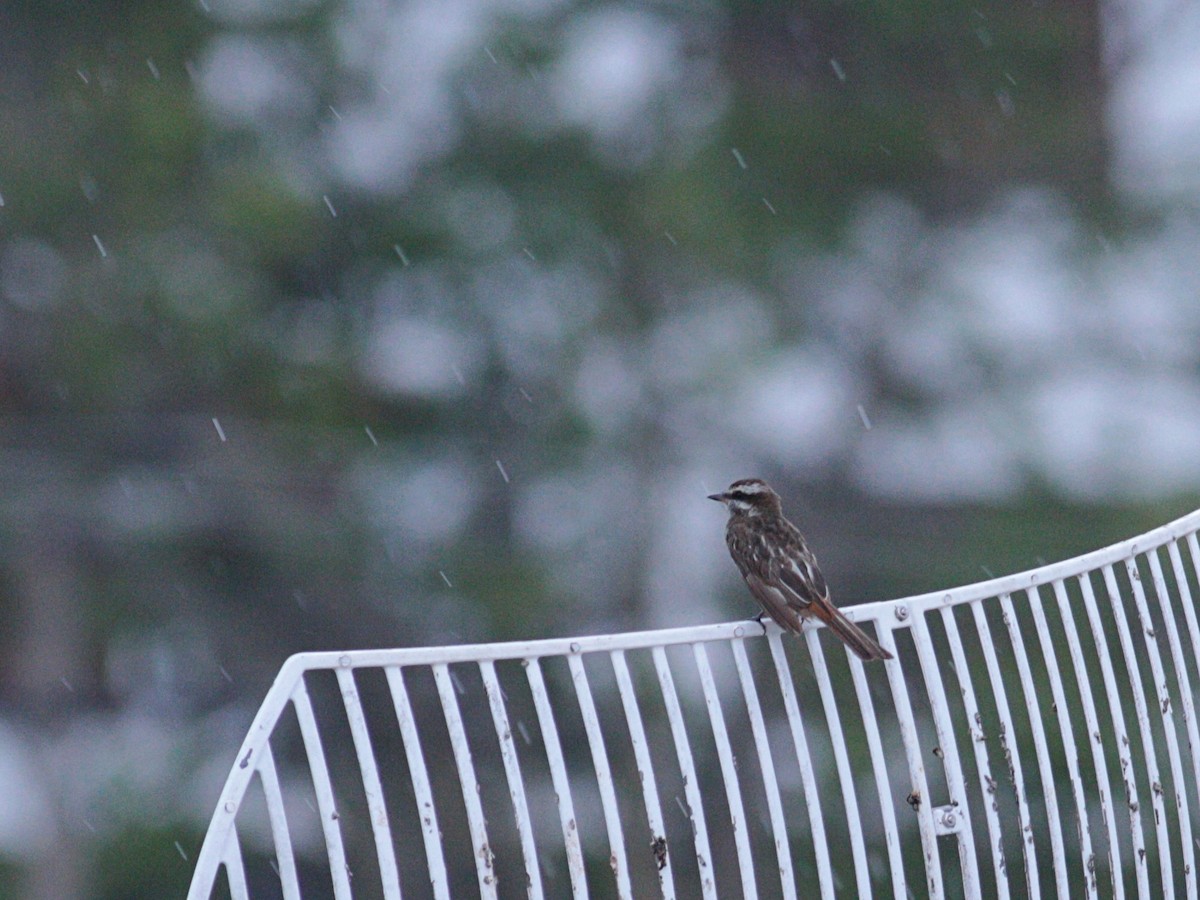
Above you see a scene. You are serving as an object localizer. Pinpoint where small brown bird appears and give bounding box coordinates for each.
[709,478,892,661]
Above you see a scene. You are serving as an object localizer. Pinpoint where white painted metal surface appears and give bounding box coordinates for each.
[189,508,1200,898]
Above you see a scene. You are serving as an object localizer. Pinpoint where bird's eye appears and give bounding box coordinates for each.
[729,491,753,502]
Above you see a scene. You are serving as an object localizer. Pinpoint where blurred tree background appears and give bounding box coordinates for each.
[3,0,1200,896]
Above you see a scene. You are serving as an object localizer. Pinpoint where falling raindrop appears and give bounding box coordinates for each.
[218,665,233,683]
[450,669,466,696]
[323,195,337,218]
[830,58,846,81]
[439,570,453,588]
[212,417,227,442]
[451,364,466,385]
[77,68,89,84]
[730,147,748,170]
[484,46,499,65]
[522,247,536,261]
[0,191,5,207]
[517,720,531,745]
[663,230,677,246]
[174,841,188,861]
[92,234,107,257]
[364,425,379,446]
[393,244,410,266]
[146,58,161,80]
[60,677,75,693]
[856,404,872,430]
[518,387,533,403]
[762,197,777,215]
[328,105,343,121]
[495,459,510,483]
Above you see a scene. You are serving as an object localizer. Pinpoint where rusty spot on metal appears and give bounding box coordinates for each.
[651,835,668,871]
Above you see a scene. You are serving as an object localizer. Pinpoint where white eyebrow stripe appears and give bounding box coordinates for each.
[729,480,767,494]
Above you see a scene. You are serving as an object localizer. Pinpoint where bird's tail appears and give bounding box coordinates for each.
[812,602,893,661]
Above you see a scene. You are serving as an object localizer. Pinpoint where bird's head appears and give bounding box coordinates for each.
[707,478,783,517]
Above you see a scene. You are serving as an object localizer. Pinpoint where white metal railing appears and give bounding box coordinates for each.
[188,508,1200,898]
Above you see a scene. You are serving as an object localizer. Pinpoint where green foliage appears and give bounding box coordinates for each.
[0,0,1193,896]
[92,823,198,900]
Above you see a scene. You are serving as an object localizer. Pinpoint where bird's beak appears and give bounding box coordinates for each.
[707,493,727,502]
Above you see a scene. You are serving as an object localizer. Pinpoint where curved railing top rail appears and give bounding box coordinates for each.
[270,504,1200,674]
[190,504,1200,900]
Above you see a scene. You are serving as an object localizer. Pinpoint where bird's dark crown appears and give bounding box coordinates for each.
[727,477,773,498]
[710,477,783,515]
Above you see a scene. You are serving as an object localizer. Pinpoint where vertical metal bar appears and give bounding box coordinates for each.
[652,645,717,900]
[1025,583,1097,897]
[1183,534,1200,663]
[1166,538,1200,882]
[291,676,353,900]
[611,649,676,900]
[526,656,589,898]
[432,663,498,898]
[384,666,451,900]
[567,654,633,898]
[847,641,907,900]
[479,660,544,899]
[692,642,757,899]
[938,606,1008,900]
[1167,538,1200,708]
[877,622,942,898]
[1047,579,1121,900]
[1077,573,1148,898]
[188,658,306,900]
[222,825,250,900]
[767,634,836,900]
[1146,548,1198,893]
[971,601,1041,898]
[1126,554,1190,895]
[257,744,303,900]
[336,667,402,898]
[910,614,980,897]
[730,638,796,900]
[1102,562,1173,896]
[998,589,1069,897]
[805,630,872,898]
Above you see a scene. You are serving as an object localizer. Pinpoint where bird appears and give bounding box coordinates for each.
[708,478,892,661]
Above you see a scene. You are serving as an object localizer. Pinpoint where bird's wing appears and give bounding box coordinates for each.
[743,573,804,634]
[773,553,828,610]
[728,519,806,634]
